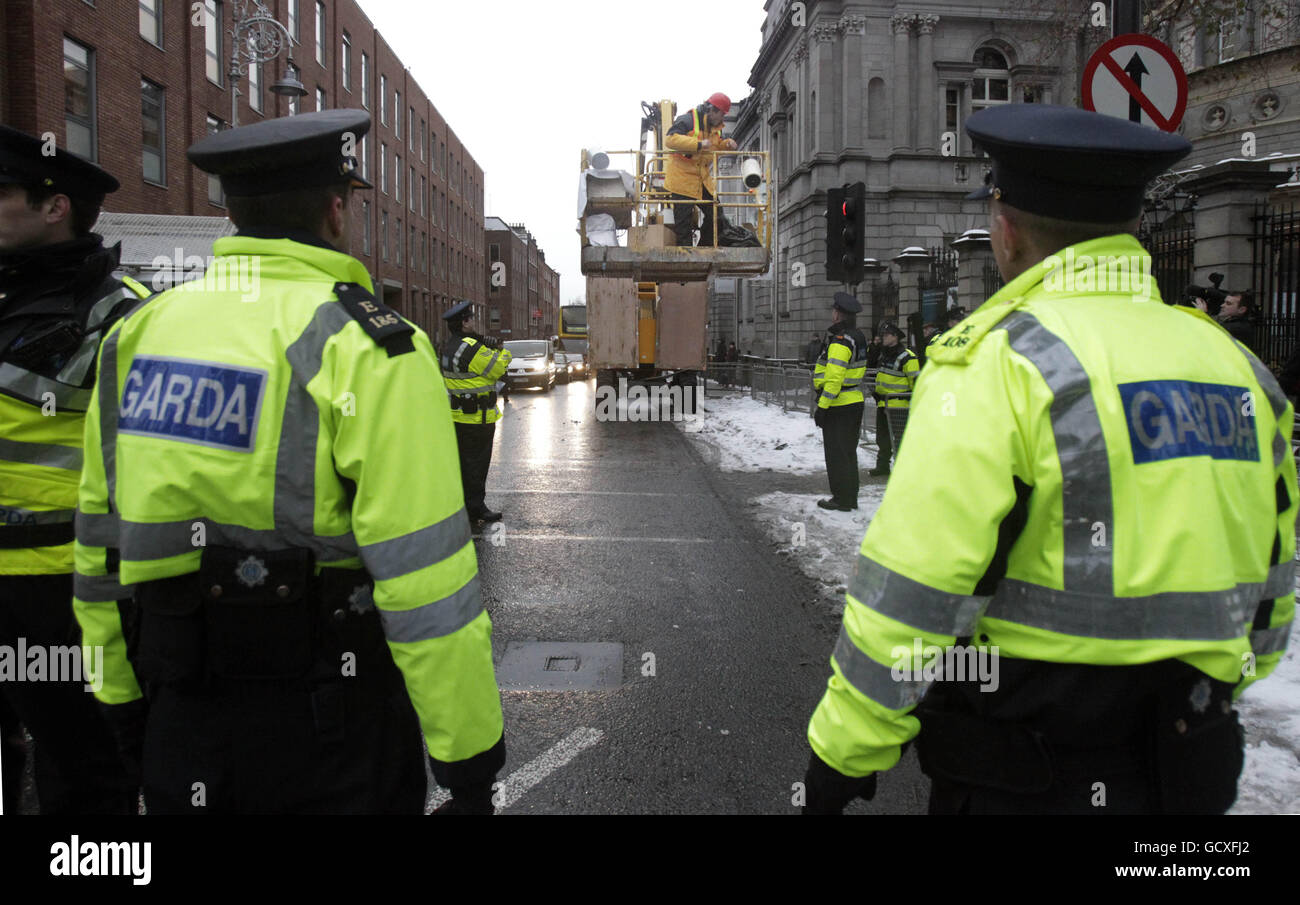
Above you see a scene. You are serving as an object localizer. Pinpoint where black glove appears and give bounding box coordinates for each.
[99,697,148,788]
[431,782,496,815]
[482,336,501,350]
[813,408,826,428]
[802,751,877,815]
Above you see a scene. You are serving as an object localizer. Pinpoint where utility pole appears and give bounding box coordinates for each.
[1112,0,1142,37]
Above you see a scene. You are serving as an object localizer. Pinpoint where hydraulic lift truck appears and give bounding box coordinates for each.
[577,99,773,411]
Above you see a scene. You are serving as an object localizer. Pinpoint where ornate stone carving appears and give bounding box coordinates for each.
[839,14,867,36]
[813,22,839,43]
[793,40,809,64]
[890,14,915,35]
[916,14,939,35]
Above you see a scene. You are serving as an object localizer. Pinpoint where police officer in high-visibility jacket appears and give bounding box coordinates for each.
[869,323,918,477]
[0,125,146,814]
[440,301,511,525]
[803,104,1295,815]
[813,292,869,511]
[73,110,505,814]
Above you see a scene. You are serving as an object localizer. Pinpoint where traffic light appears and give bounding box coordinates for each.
[825,182,866,284]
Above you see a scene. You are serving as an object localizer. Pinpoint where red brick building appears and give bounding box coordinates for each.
[0,0,484,339]
[484,216,559,340]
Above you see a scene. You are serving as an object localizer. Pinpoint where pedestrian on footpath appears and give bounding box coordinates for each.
[812,292,869,511]
[802,104,1294,815]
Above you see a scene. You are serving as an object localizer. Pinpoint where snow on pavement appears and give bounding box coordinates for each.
[684,391,1300,814]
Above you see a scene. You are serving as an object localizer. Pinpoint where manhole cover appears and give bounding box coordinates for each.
[498,642,623,690]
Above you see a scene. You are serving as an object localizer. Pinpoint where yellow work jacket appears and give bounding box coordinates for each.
[663,106,726,198]
[808,233,1296,778]
[440,332,511,425]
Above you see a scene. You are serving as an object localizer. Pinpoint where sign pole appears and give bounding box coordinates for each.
[1112,0,1142,37]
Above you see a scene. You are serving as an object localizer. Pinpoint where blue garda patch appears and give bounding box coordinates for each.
[1119,380,1258,465]
[119,356,267,452]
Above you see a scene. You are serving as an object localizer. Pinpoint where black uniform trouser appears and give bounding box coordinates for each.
[875,405,909,468]
[134,575,427,814]
[455,420,497,518]
[821,401,864,507]
[671,189,726,247]
[0,573,134,814]
[142,676,426,814]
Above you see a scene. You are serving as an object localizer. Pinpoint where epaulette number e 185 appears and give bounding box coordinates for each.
[334,282,415,357]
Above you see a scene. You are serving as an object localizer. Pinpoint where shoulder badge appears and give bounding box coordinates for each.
[927,296,1030,366]
[334,282,415,357]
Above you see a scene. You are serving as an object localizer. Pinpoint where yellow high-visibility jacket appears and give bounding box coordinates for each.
[73,235,504,772]
[809,233,1296,779]
[813,327,868,410]
[664,106,727,199]
[440,331,511,425]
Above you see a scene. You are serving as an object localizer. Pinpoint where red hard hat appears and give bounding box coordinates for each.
[706,92,731,115]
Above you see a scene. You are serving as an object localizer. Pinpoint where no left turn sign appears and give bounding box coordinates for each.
[1082,34,1188,132]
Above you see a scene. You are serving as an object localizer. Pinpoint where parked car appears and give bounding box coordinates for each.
[504,339,556,391]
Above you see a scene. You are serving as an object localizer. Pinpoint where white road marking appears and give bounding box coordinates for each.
[427,727,605,813]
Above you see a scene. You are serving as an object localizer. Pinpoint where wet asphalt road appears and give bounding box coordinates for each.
[479,378,928,814]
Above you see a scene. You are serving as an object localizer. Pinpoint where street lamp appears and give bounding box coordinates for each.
[227,0,306,128]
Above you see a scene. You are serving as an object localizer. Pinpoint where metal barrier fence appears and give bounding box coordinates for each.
[704,360,913,464]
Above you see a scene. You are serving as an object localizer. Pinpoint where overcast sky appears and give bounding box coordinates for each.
[362,0,766,304]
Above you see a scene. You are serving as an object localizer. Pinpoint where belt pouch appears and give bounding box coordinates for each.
[1148,680,1244,815]
[134,575,207,688]
[199,546,315,680]
[916,709,1055,794]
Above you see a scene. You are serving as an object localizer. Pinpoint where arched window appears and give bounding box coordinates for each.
[972,46,1010,112]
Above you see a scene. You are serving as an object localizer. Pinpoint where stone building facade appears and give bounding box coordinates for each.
[728,0,1108,358]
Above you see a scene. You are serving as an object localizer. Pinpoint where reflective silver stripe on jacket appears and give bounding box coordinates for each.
[359,509,473,582]
[848,553,989,637]
[0,505,75,525]
[73,571,132,603]
[0,362,94,411]
[379,575,484,642]
[831,625,929,710]
[1250,621,1291,657]
[481,349,502,374]
[76,509,119,547]
[986,578,1261,641]
[999,311,1113,594]
[56,285,138,387]
[117,517,358,564]
[826,356,850,367]
[0,436,83,471]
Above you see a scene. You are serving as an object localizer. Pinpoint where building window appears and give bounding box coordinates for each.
[409,166,416,211]
[380,142,388,193]
[421,230,426,273]
[288,93,299,116]
[420,119,426,161]
[141,80,164,184]
[381,210,388,261]
[206,115,224,205]
[431,131,438,173]
[395,154,402,203]
[63,38,96,160]
[341,32,351,92]
[287,0,298,41]
[395,91,401,139]
[360,136,369,179]
[139,0,161,46]
[972,47,1010,112]
[380,75,388,124]
[314,1,326,66]
[316,87,325,111]
[248,60,263,113]
[204,1,222,85]
[396,217,402,266]
[411,226,417,271]
[362,200,371,256]
[361,52,370,108]
[420,175,426,215]
[409,107,415,151]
